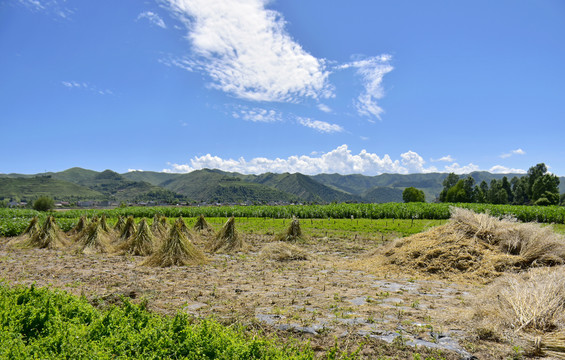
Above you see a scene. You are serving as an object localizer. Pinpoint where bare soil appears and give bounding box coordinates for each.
[0,233,526,359]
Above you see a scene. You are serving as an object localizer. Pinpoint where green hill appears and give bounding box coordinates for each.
[0,176,104,201]
[121,171,180,186]
[361,186,404,203]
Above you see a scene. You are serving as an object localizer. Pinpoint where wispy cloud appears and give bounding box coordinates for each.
[339,55,393,120]
[431,155,455,163]
[163,145,466,175]
[297,117,343,133]
[61,81,113,95]
[232,107,282,123]
[500,148,526,159]
[137,11,167,29]
[166,0,332,102]
[317,103,332,113]
[17,0,73,19]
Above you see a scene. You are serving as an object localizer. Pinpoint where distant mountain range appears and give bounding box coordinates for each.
[1,167,564,205]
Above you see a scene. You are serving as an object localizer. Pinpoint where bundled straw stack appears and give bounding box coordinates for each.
[207,217,246,253]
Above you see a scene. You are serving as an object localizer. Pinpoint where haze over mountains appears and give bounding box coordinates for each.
[1,167,563,205]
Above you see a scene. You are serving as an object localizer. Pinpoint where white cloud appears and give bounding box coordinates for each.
[297,117,343,133]
[339,55,393,120]
[166,0,332,102]
[317,103,332,113]
[489,165,527,174]
[18,0,73,19]
[500,148,526,159]
[232,107,282,123]
[137,11,167,29]
[61,81,113,95]
[444,162,480,174]
[163,145,458,175]
[431,155,455,163]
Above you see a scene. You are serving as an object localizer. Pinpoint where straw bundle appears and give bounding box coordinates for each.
[118,216,137,243]
[193,214,212,232]
[99,214,112,233]
[24,216,68,249]
[274,216,306,242]
[143,220,206,267]
[68,215,89,236]
[72,219,113,254]
[116,218,155,256]
[113,215,126,233]
[7,216,40,247]
[151,214,169,238]
[259,242,310,261]
[207,217,246,253]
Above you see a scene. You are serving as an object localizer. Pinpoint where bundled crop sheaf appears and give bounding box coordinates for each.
[118,216,137,243]
[193,214,212,232]
[116,218,155,256]
[99,214,112,233]
[207,217,246,253]
[24,216,68,249]
[259,242,310,262]
[143,219,206,267]
[150,214,169,239]
[113,215,126,233]
[68,215,89,236]
[72,219,113,254]
[274,216,305,242]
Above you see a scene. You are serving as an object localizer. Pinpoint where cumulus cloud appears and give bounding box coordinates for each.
[500,148,526,159]
[297,117,344,133]
[166,0,332,102]
[431,155,455,163]
[232,107,282,123]
[489,165,526,174]
[137,11,167,29]
[162,145,460,175]
[339,55,393,120]
[444,162,480,174]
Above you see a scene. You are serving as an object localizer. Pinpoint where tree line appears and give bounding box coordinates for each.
[439,163,561,206]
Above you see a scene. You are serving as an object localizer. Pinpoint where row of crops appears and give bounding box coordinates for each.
[1,203,564,237]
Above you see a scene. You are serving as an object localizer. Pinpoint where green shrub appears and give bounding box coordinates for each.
[32,196,55,212]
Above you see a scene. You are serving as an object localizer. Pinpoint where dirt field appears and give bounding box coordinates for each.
[0,232,525,359]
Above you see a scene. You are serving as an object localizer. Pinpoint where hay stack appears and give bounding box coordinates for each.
[118,216,137,243]
[274,216,306,242]
[151,214,169,239]
[351,208,565,281]
[259,242,310,261]
[7,216,40,247]
[72,219,113,254]
[99,214,112,233]
[68,215,89,236]
[207,217,246,253]
[473,267,565,358]
[113,216,126,233]
[143,220,206,267]
[193,214,212,232]
[24,216,68,249]
[115,218,155,256]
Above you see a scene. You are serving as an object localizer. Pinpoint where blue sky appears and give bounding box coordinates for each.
[1,0,564,176]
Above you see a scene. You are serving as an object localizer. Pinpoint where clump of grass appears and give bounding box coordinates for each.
[274,216,306,242]
[143,218,206,267]
[259,242,310,262]
[72,219,113,254]
[118,216,137,243]
[116,218,155,256]
[207,217,246,253]
[24,216,68,249]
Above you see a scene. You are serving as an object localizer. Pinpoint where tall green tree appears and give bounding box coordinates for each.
[403,187,426,203]
[439,173,459,202]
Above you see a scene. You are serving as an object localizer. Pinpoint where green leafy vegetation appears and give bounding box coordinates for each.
[32,196,55,212]
[402,187,425,203]
[0,283,327,359]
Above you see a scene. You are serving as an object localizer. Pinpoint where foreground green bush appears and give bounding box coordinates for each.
[0,283,326,359]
